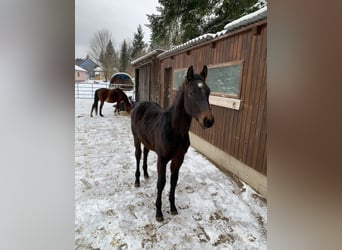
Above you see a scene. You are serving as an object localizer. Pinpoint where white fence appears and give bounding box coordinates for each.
[75,82,136,100]
[75,82,109,99]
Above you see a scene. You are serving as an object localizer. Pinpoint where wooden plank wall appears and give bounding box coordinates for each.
[150,57,161,103]
[135,58,161,103]
[159,22,267,175]
[137,63,151,102]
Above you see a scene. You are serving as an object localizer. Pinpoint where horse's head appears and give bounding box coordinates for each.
[184,65,214,128]
[125,102,132,113]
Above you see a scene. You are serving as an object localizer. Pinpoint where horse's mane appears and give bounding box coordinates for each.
[167,81,185,112]
[165,81,193,135]
[168,72,204,111]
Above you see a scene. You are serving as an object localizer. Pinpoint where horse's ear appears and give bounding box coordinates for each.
[186,65,194,81]
[200,65,208,79]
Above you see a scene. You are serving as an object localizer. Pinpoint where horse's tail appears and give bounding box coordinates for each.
[90,89,100,117]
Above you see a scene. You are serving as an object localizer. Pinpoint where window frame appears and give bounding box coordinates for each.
[172,67,188,90]
[206,60,244,99]
[207,60,244,110]
[171,61,244,110]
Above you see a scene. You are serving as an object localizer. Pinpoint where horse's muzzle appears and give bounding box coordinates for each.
[198,113,214,128]
[203,116,214,128]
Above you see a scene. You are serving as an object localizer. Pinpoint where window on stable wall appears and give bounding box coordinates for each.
[172,60,243,110]
[173,68,187,90]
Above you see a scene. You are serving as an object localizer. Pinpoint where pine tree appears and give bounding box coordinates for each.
[203,0,263,33]
[147,0,265,48]
[106,40,114,57]
[119,40,129,72]
[103,40,117,81]
[131,25,147,59]
[99,49,105,65]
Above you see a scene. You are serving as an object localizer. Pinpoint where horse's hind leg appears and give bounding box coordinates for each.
[90,104,94,117]
[143,147,149,178]
[134,136,142,187]
[90,102,97,117]
[169,155,184,215]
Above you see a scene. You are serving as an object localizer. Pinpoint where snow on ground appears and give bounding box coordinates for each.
[75,98,267,250]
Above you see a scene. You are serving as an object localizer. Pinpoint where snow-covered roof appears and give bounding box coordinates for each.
[131,49,165,66]
[75,65,87,72]
[93,66,103,72]
[158,6,267,59]
[158,34,215,59]
[223,6,267,31]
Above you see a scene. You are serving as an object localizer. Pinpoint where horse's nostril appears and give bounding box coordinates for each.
[204,117,214,128]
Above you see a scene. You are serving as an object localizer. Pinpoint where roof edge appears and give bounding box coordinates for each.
[131,49,166,66]
[224,6,267,31]
[157,6,267,59]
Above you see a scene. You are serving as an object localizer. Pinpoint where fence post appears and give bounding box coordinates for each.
[75,82,129,99]
[75,83,78,99]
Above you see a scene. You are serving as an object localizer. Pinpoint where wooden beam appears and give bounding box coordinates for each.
[209,95,242,110]
[252,25,262,36]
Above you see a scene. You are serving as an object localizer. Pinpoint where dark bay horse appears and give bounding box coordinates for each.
[90,88,132,117]
[131,65,214,221]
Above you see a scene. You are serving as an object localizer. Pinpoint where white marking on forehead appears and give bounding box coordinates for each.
[197,82,204,88]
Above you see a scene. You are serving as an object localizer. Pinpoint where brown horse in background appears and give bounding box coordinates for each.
[90,88,132,117]
[131,65,214,221]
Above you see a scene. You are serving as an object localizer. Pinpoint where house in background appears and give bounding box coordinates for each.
[75,65,87,82]
[93,66,104,81]
[79,57,98,79]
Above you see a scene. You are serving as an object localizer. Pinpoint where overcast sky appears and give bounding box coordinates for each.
[75,0,159,59]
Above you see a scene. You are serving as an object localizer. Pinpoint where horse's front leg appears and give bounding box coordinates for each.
[169,155,184,215]
[156,156,167,221]
[99,101,105,117]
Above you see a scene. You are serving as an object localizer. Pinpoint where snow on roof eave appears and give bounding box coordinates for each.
[224,6,267,31]
[131,49,165,66]
[157,6,267,59]
[93,66,104,72]
[157,33,215,59]
[75,65,87,72]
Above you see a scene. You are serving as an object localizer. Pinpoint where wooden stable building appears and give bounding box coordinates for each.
[131,7,267,197]
[131,49,165,104]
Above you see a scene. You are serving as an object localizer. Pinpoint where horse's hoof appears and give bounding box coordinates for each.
[156,216,164,222]
[171,210,178,215]
[144,174,149,179]
[134,182,140,187]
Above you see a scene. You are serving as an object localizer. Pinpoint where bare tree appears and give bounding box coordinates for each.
[88,29,118,81]
[89,29,111,64]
